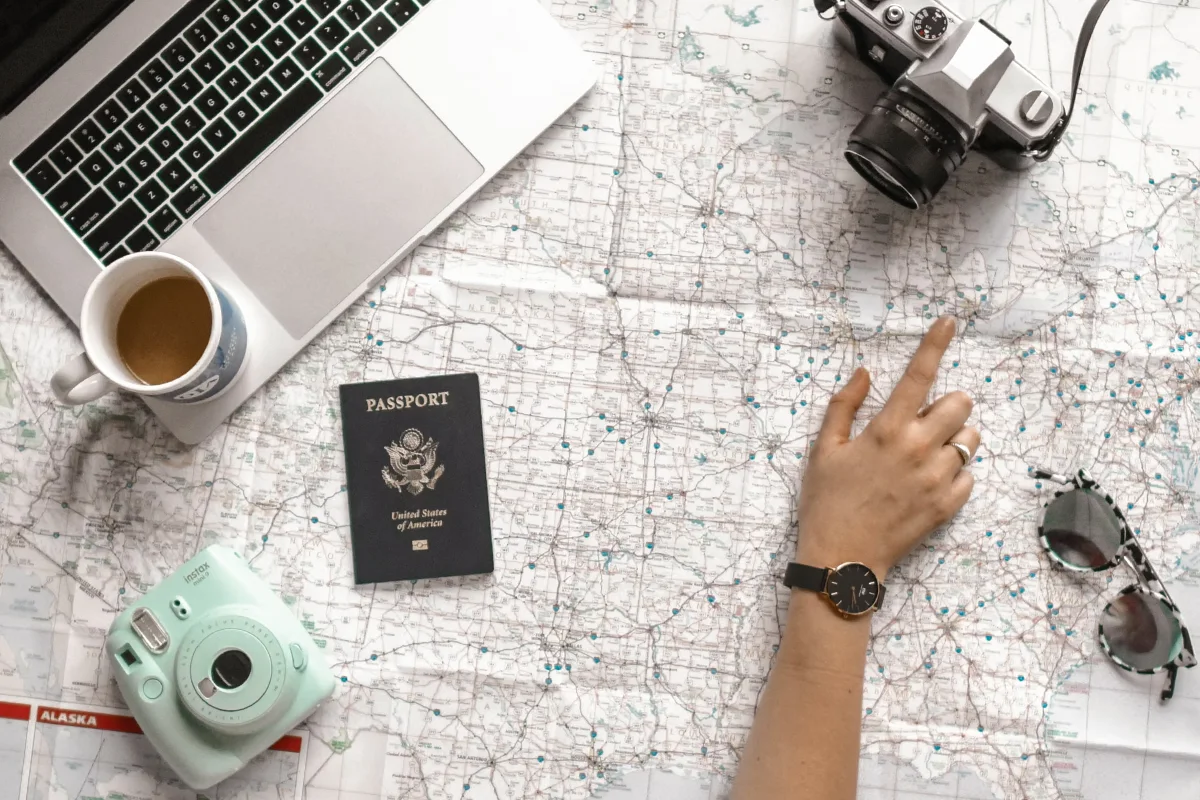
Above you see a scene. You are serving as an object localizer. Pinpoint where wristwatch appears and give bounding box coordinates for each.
[784,562,886,617]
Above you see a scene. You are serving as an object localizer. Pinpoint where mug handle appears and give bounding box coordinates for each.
[51,353,117,405]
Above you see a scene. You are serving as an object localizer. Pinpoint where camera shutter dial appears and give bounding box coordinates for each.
[912,7,950,42]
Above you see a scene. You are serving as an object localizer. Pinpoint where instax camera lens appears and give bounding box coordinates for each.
[212,649,253,690]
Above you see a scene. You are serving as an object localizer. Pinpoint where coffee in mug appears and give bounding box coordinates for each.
[51,252,248,407]
[117,276,213,385]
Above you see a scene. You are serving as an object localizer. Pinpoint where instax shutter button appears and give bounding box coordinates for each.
[290,643,307,671]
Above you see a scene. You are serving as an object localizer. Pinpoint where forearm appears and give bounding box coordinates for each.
[733,589,871,800]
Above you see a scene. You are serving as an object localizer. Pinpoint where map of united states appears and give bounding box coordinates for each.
[1,0,1199,798]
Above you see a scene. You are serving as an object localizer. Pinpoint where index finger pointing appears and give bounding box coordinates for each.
[881,317,957,420]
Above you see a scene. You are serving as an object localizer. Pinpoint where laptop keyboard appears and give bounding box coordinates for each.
[13,0,432,264]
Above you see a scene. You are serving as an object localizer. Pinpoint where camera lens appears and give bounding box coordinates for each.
[844,87,969,209]
[212,649,253,690]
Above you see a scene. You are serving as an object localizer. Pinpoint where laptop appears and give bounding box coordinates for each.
[0,0,596,443]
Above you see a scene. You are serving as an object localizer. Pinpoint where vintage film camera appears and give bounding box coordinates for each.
[106,546,335,789]
[816,0,1111,208]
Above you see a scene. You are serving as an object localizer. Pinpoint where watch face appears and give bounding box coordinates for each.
[825,563,880,615]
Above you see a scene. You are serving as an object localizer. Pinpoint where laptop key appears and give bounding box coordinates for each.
[164,40,196,72]
[338,1,370,29]
[49,141,84,173]
[261,0,294,22]
[339,33,373,65]
[264,26,297,59]
[128,148,162,181]
[366,0,387,7]
[103,245,131,265]
[96,100,129,133]
[158,158,190,192]
[270,56,303,90]
[218,66,251,98]
[197,87,231,119]
[312,52,350,91]
[172,180,212,219]
[173,106,206,140]
[119,79,151,112]
[149,91,182,125]
[135,178,169,211]
[85,200,145,258]
[225,97,260,130]
[307,0,340,18]
[207,0,241,31]
[315,17,348,48]
[150,127,184,160]
[65,188,115,236]
[101,130,135,164]
[293,38,325,69]
[185,18,219,50]
[149,206,183,239]
[180,139,215,171]
[240,46,272,79]
[237,9,271,42]
[201,78,321,193]
[68,124,102,158]
[363,13,396,46]
[125,226,160,253]
[139,59,171,91]
[27,160,61,194]
[285,5,318,37]
[170,70,203,104]
[217,30,250,61]
[124,111,157,144]
[249,78,282,110]
[233,0,258,10]
[81,152,114,185]
[384,0,419,25]
[194,51,226,82]
[104,167,137,201]
[47,172,89,214]
[202,118,236,151]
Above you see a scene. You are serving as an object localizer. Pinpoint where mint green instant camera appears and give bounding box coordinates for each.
[105,545,334,789]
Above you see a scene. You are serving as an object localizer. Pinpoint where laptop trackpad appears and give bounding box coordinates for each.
[195,59,483,338]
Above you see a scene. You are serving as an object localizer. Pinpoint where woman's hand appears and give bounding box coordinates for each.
[795,317,979,576]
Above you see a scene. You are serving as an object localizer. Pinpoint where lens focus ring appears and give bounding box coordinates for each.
[844,87,970,209]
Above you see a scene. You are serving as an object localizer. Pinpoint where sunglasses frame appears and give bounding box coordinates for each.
[1034,468,1197,700]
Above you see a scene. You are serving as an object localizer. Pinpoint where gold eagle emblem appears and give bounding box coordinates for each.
[382,428,445,495]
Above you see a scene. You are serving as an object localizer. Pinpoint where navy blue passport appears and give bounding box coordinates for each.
[339,373,493,584]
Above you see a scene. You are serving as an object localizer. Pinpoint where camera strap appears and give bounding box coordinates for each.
[1030,0,1115,161]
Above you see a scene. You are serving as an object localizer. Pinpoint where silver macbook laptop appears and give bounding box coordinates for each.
[0,0,596,443]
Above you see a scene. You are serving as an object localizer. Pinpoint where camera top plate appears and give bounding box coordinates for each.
[840,0,1063,147]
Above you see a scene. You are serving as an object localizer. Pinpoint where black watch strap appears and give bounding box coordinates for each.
[783,562,830,593]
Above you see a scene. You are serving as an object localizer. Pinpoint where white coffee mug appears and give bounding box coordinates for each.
[51,252,248,406]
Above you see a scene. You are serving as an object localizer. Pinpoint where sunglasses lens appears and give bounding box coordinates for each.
[1042,488,1123,569]
[1100,591,1185,671]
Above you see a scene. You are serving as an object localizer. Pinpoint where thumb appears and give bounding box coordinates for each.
[817,367,870,449]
